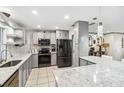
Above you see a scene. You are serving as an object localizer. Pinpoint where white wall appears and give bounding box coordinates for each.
[7,30,31,58]
[104,33,124,61]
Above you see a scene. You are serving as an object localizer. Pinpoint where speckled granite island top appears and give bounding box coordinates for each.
[53,56,124,87]
[0,54,32,86]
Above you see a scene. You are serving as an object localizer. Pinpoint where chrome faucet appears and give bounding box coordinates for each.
[0,49,13,63]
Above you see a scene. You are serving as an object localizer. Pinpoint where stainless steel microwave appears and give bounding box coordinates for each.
[38,39,50,46]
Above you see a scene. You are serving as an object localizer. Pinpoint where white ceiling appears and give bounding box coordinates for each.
[1,6,124,33]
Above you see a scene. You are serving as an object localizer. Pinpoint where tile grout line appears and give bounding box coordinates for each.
[26,66,57,87]
[47,67,56,87]
[36,68,40,87]
[46,67,51,87]
[37,67,49,86]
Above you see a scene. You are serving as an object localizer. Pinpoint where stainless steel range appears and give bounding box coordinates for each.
[38,48,51,67]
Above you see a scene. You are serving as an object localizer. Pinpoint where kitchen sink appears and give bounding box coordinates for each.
[0,60,22,68]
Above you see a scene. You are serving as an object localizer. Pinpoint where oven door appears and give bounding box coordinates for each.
[38,54,51,67]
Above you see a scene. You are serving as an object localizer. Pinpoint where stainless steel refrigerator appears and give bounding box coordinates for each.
[57,39,72,68]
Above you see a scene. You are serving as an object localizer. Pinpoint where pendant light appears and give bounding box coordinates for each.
[97,6,103,37]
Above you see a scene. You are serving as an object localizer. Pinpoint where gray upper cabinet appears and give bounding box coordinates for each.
[38,31,51,39]
[50,32,56,44]
[33,31,57,45]
[44,32,51,39]
[56,30,69,39]
[33,32,42,45]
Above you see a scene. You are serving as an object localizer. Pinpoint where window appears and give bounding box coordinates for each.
[0,27,6,61]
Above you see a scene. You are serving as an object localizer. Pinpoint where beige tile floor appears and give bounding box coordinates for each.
[25,66,58,87]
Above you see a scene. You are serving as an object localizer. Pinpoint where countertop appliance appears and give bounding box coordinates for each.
[38,39,50,46]
[38,48,51,67]
[57,39,72,68]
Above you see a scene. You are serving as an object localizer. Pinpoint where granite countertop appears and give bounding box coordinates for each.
[0,54,32,86]
[53,56,124,87]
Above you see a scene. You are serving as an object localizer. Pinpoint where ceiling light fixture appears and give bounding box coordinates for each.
[55,26,59,29]
[97,7,103,37]
[37,25,41,28]
[32,10,38,15]
[64,15,70,19]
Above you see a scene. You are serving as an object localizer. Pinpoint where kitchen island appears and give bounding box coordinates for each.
[53,56,124,87]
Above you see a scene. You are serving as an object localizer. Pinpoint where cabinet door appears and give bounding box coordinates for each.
[56,31,61,39]
[29,56,32,73]
[19,65,24,87]
[44,32,50,39]
[23,62,27,86]
[64,31,69,39]
[38,32,44,38]
[56,31,69,39]
[33,33,38,44]
[51,53,56,65]
[32,54,38,68]
[19,56,33,87]
[51,32,56,44]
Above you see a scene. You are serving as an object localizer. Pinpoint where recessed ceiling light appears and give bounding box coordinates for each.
[64,15,70,19]
[32,10,38,15]
[55,26,59,29]
[37,25,41,28]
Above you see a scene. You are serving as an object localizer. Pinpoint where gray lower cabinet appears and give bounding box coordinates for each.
[32,54,38,68]
[79,59,88,66]
[51,53,56,65]
[79,58,95,66]
[2,54,38,87]
[19,55,33,87]
[3,70,19,87]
